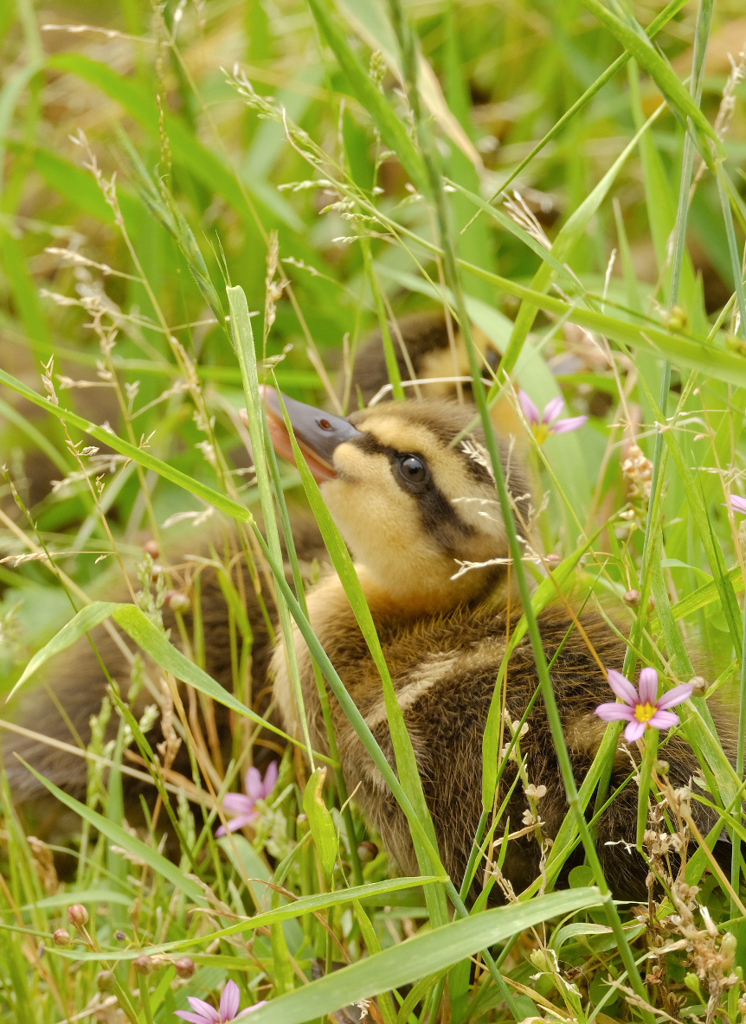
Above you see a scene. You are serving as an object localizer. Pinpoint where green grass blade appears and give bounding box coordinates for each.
[17,763,207,903]
[228,283,317,766]
[46,53,302,232]
[242,888,604,1024]
[462,266,746,387]
[305,0,428,194]
[502,103,663,378]
[303,767,338,880]
[10,601,119,696]
[579,0,720,164]
[50,876,448,963]
[0,366,252,521]
[9,601,305,748]
[648,566,742,631]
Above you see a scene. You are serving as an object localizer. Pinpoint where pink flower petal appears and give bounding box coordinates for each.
[176,1012,215,1024]
[649,709,680,731]
[222,793,255,815]
[607,670,638,706]
[245,767,264,801]
[656,683,694,710]
[551,415,588,434]
[624,719,647,742]
[184,997,221,1024]
[237,1003,268,1017]
[518,390,540,425]
[262,761,279,798]
[729,494,746,515]
[225,813,258,834]
[542,396,566,423]
[637,668,658,705]
[220,981,240,1022]
[189,997,222,1022]
[595,702,635,722]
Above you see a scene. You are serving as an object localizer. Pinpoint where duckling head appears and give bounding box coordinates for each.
[264,388,532,615]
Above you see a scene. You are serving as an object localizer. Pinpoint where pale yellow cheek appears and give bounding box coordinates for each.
[332,444,389,480]
[322,468,446,585]
[324,475,414,550]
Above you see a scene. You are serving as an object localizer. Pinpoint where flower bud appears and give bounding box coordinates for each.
[97,970,116,992]
[721,931,738,963]
[67,904,88,928]
[143,539,160,559]
[688,675,707,696]
[53,928,71,947]
[666,306,687,331]
[357,841,378,863]
[174,957,196,980]
[528,947,558,974]
[623,589,641,606]
[115,930,126,942]
[167,590,191,614]
[133,954,154,975]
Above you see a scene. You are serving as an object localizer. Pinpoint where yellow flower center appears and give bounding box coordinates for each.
[634,701,656,724]
[532,424,553,446]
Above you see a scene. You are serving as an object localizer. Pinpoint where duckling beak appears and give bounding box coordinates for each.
[261,386,363,483]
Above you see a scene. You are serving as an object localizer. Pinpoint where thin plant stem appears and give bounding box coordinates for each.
[384,2,656,1017]
[595,0,711,827]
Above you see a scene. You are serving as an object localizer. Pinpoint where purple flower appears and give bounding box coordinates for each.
[728,494,746,515]
[518,391,588,444]
[216,763,279,838]
[175,980,267,1023]
[595,668,694,743]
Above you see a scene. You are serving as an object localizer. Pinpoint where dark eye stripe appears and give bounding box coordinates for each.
[417,487,475,550]
[351,433,474,547]
[352,434,398,460]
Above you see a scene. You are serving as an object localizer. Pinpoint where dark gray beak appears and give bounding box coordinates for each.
[262,386,362,482]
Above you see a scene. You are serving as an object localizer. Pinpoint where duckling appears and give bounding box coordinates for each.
[1,312,505,832]
[343,311,522,439]
[342,310,494,406]
[264,388,730,900]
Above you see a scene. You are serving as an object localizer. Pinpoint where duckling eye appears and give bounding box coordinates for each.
[397,454,430,491]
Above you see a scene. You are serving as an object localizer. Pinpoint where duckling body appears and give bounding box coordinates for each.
[267,394,729,900]
[275,584,652,896]
[3,313,496,824]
